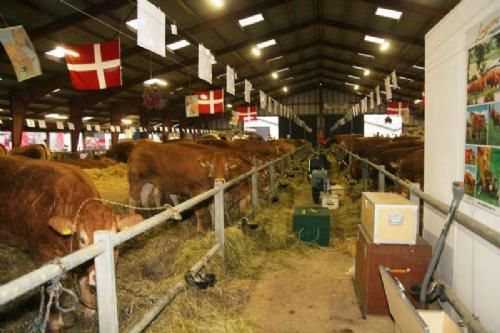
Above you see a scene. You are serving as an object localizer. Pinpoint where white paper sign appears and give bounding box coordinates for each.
[138,0,166,57]
[384,77,392,101]
[259,90,267,110]
[67,122,75,130]
[38,120,46,129]
[110,125,116,132]
[391,70,399,89]
[369,92,375,110]
[26,119,35,128]
[198,44,213,84]
[94,124,101,132]
[244,79,252,103]
[116,126,121,132]
[226,65,235,96]
[375,85,381,106]
[56,121,64,130]
[86,124,92,131]
[171,23,177,35]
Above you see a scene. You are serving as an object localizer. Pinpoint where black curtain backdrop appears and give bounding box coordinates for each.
[326,115,364,137]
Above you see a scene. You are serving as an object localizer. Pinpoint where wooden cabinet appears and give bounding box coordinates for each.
[354,225,431,315]
[361,192,418,245]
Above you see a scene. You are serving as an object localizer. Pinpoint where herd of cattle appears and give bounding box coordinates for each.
[326,134,424,189]
[0,137,308,332]
[467,67,500,97]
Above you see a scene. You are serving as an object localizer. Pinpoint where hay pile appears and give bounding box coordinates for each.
[84,163,129,203]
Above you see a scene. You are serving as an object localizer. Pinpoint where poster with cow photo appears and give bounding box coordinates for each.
[465,9,500,215]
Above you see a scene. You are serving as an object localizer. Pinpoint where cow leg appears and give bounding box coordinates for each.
[78,275,96,318]
[140,183,155,207]
[170,194,180,206]
[152,186,162,207]
[48,309,64,333]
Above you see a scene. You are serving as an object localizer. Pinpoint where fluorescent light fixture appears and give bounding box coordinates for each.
[375,7,403,20]
[144,78,168,86]
[358,52,375,59]
[414,99,422,104]
[276,67,290,73]
[257,39,276,49]
[251,47,261,57]
[353,65,365,70]
[348,75,360,80]
[267,55,284,63]
[283,77,294,81]
[212,0,224,8]
[82,116,93,121]
[167,39,190,51]
[45,113,68,120]
[380,41,390,51]
[413,64,425,70]
[227,104,233,108]
[319,82,323,86]
[45,46,79,58]
[345,82,356,86]
[51,88,61,93]
[271,72,278,79]
[121,119,133,125]
[176,87,184,91]
[282,86,288,93]
[364,35,385,45]
[217,73,227,79]
[399,76,414,81]
[126,19,138,30]
[239,14,264,27]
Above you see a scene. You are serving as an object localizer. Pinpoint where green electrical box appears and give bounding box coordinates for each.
[292,207,331,246]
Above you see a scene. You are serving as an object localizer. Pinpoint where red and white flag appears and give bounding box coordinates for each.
[386,101,409,116]
[195,89,224,114]
[236,105,257,122]
[64,39,122,90]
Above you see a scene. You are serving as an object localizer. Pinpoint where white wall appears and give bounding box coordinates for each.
[425,1,500,331]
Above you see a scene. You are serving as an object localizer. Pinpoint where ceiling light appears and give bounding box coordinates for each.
[52,88,60,93]
[319,82,323,86]
[239,14,264,27]
[380,41,390,51]
[413,64,425,70]
[167,39,190,51]
[275,67,290,73]
[45,113,68,120]
[363,69,370,76]
[257,39,276,49]
[353,65,365,70]
[364,35,385,45]
[345,82,355,86]
[227,104,233,108]
[176,87,184,91]
[272,72,278,79]
[399,76,414,81]
[144,78,168,86]
[126,19,138,30]
[212,0,224,8]
[283,77,294,81]
[251,47,261,57]
[82,116,93,121]
[121,119,133,125]
[354,85,359,90]
[375,7,403,20]
[414,99,422,104]
[45,46,79,58]
[358,52,375,59]
[282,86,288,93]
[348,75,360,80]
[267,55,284,63]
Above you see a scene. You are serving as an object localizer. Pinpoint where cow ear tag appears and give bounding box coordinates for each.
[48,216,75,236]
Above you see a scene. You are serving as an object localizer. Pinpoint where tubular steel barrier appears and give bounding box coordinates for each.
[0,144,309,333]
[333,144,490,333]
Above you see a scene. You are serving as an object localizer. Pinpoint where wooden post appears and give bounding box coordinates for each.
[362,161,369,191]
[251,168,259,212]
[10,93,26,148]
[139,109,151,139]
[69,100,83,153]
[378,165,385,192]
[214,180,225,259]
[110,104,124,146]
[94,231,119,333]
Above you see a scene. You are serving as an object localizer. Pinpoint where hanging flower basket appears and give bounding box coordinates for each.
[143,85,165,111]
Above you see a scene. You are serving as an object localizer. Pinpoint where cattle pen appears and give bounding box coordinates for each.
[0,145,308,333]
[333,143,499,333]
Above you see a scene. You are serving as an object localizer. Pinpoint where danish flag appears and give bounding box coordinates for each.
[236,105,257,122]
[195,89,224,114]
[64,39,122,90]
[386,101,409,116]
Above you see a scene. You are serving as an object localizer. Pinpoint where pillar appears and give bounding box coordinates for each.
[69,100,83,153]
[110,104,124,145]
[161,113,172,142]
[10,93,27,148]
[139,110,150,139]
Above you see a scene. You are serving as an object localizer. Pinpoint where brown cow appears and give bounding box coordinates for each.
[396,148,425,192]
[465,148,475,164]
[490,108,500,128]
[10,143,51,160]
[106,139,150,163]
[470,113,486,140]
[128,142,252,231]
[477,146,491,194]
[0,156,142,331]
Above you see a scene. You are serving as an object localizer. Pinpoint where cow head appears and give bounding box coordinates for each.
[48,201,143,312]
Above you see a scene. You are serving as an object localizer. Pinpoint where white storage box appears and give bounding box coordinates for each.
[380,266,461,333]
[330,184,345,199]
[320,192,339,210]
[361,192,418,245]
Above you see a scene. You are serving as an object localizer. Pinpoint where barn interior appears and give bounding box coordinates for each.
[0,1,500,333]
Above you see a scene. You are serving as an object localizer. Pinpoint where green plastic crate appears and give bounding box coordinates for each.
[292,207,331,246]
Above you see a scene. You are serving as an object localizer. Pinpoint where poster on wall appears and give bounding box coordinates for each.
[464,9,500,215]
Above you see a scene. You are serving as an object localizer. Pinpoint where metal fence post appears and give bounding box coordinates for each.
[251,167,259,212]
[378,165,385,192]
[94,231,119,333]
[214,180,225,259]
[362,160,368,191]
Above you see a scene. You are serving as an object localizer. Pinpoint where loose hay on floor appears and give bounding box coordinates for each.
[84,163,129,204]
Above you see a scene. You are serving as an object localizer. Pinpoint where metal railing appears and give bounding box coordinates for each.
[0,144,309,333]
[333,144,491,333]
